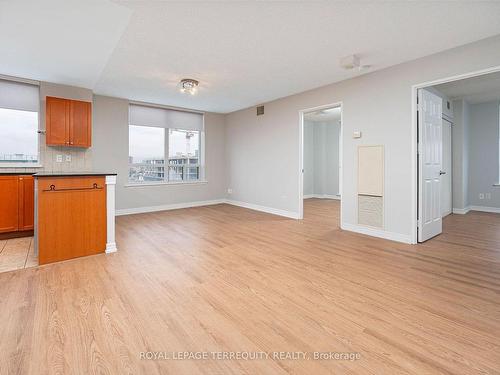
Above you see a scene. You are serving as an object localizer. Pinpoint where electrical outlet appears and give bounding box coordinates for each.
[56,154,63,163]
[486,193,491,200]
[65,154,71,162]
[479,193,484,200]
[227,188,232,194]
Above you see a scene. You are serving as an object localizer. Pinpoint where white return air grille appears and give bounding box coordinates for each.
[358,146,384,228]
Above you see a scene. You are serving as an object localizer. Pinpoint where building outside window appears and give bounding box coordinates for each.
[0,78,40,167]
[128,104,204,184]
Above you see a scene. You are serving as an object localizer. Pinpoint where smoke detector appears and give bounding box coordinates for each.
[340,54,370,71]
[340,55,360,70]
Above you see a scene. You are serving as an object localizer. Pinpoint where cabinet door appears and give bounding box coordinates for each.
[0,176,19,233]
[38,177,106,264]
[46,97,70,146]
[18,175,34,231]
[69,100,91,147]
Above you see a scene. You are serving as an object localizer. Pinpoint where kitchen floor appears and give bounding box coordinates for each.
[0,236,37,273]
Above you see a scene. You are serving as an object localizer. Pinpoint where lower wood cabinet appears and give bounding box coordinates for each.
[18,176,35,230]
[0,175,34,234]
[37,176,106,265]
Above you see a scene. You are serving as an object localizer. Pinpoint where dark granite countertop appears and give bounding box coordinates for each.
[0,172,36,175]
[33,172,117,177]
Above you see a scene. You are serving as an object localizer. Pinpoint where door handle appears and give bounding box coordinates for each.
[439,171,446,175]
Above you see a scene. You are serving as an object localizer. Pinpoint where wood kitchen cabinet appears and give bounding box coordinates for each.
[18,176,35,230]
[46,96,91,147]
[37,176,106,264]
[0,175,34,234]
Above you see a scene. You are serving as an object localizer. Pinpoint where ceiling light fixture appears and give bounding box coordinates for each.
[179,78,199,95]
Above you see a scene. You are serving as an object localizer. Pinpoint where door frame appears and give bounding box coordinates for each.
[298,101,343,221]
[441,117,453,218]
[411,66,500,243]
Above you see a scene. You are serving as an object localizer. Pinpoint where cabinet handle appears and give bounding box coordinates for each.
[43,183,103,192]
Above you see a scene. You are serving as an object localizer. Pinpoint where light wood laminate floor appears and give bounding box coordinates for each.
[1,199,499,374]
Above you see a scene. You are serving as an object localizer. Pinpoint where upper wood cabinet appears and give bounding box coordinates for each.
[46,96,91,147]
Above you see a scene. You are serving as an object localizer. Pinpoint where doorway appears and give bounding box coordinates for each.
[414,68,500,242]
[299,103,342,222]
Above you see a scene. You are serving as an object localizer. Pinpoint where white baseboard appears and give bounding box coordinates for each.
[341,223,413,244]
[452,207,471,215]
[115,199,226,216]
[304,194,340,200]
[453,206,500,214]
[105,242,117,253]
[469,205,500,214]
[225,199,300,219]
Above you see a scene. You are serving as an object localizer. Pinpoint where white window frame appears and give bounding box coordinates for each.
[0,75,42,168]
[127,122,206,186]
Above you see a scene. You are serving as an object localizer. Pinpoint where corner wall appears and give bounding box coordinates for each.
[468,100,500,209]
[92,95,227,212]
[225,35,500,243]
[304,120,340,197]
[452,99,471,211]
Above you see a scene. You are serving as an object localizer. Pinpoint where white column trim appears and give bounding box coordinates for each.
[105,175,117,253]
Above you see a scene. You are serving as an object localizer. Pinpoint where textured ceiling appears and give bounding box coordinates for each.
[434,71,500,104]
[1,1,500,113]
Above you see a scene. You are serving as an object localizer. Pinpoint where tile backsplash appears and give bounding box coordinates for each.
[0,142,92,174]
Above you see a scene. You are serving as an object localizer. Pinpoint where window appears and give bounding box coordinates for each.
[0,79,40,166]
[168,129,200,181]
[128,104,204,184]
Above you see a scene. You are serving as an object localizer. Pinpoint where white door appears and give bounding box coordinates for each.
[441,119,452,217]
[418,89,443,242]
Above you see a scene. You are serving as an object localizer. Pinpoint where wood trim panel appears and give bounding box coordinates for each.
[38,176,106,265]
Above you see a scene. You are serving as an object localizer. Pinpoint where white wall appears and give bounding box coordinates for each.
[0,81,227,211]
[92,95,227,212]
[468,100,500,208]
[303,121,315,196]
[225,35,500,242]
[452,99,471,211]
[304,120,340,197]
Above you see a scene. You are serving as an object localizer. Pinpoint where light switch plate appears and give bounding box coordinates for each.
[353,131,362,139]
[56,154,63,163]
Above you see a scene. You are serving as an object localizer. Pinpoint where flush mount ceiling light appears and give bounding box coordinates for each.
[179,78,199,95]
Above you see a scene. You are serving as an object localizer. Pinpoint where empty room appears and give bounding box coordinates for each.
[1,1,500,374]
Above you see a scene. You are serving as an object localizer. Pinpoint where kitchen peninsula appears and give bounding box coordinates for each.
[34,172,117,265]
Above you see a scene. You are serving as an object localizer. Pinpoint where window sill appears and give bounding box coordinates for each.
[494,183,500,187]
[0,163,43,169]
[125,180,208,187]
